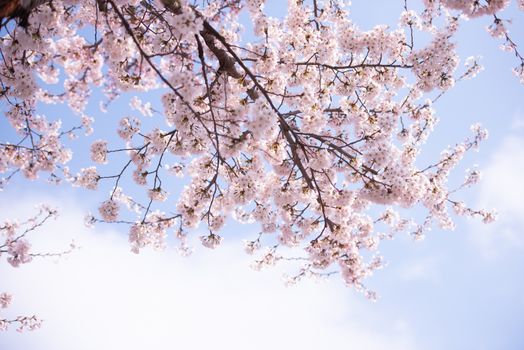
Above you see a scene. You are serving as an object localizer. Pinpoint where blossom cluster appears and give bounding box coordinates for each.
[0,205,65,332]
[0,205,57,268]
[0,292,42,332]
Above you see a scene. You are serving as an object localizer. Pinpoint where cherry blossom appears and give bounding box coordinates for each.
[0,205,74,332]
[98,199,120,222]
[90,140,108,164]
[0,0,520,296]
[0,293,12,309]
[0,291,42,332]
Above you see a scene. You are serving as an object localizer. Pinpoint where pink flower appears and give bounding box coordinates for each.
[1,220,19,238]
[117,117,141,140]
[200,234,222,249]
[75,167,100,190]
[90,140,108,164]
[0,293,12,308]
[147,187,168,202]
[7,239,32,268]
[98,200,119,222]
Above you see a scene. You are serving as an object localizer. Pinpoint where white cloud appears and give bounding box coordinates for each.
[511,113,524,131]
[0,194,417,350]
[397,255,442,284]
[471,134,524,257]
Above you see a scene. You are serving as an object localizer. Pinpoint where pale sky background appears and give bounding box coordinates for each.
[1,1,524,349]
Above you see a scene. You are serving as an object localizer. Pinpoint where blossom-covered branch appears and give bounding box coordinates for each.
[0,0,516,295]
[0,292,41,332]
[0,205,75,331]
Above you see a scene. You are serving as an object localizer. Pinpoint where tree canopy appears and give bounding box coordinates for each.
[1,0,521,303]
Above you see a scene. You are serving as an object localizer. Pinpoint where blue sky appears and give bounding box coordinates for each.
[1,1,524,349]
